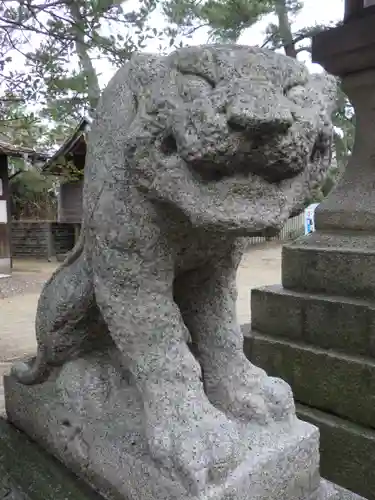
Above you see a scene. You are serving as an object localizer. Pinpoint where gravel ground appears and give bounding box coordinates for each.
[0,260,58,299]
[0,275,48,299]
[0,246,283,416]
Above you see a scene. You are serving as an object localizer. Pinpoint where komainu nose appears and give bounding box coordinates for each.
[227,101,293,137]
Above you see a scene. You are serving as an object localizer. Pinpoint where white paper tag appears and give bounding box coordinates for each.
[0,200,7,223]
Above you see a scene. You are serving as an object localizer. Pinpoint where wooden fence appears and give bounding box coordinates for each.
[246,213,305,246]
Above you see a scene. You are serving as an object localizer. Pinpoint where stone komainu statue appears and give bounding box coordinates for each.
[12,45,336,493]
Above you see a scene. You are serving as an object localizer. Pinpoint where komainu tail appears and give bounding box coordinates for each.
[11,347,49,385]
[11,231,93,385]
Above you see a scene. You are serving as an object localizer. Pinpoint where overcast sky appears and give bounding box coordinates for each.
[5,0,345,88]
[3,0,345,109]
[95,0,345,85]
[96,0,345,86]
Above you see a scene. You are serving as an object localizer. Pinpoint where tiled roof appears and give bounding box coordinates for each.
[42,118,90,175]
[0,140,48,161]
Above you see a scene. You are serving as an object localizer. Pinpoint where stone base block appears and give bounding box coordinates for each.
[297,404,375,500]
[281,232,375,300]
[5,348,326,500]
[244,329,375,429]
[0,417,101,500]
[251,284,375,358]
[0,417,365,500]
[318,481,366,500]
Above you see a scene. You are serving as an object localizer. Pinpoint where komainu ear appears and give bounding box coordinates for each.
[310,72,338,114]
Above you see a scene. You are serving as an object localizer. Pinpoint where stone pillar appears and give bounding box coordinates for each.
[245,21,375,500]
[316,71,375,234]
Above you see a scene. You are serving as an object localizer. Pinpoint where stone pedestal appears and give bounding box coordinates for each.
[2,350,322,500]
[245,16,375,499]
[245,244,375,499]
[0,417,102,500]
[2,350,367,500]
[245,248,375,498]
[245,71,375,500]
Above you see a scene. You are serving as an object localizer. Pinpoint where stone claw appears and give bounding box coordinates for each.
[204,354,295,425]
[145,393,246,495]
[259,376,295,422]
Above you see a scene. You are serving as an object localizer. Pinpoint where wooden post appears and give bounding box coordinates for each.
[344,0,363,21]
[0,154,11,275]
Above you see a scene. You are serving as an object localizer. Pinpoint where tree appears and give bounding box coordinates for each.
[0,96,58,219]
[163,0,274,42]
[0,0,170,200]
[0,94,52,150]
[0,0,165,126]
[10,169,57,220]
[163,0,336,55]
[0,1,176,220]
[163,0,355,203]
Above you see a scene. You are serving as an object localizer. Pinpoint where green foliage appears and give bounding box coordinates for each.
[0,0,171,217]
[0,92,69,219]
[0,96,57,152]
[164,0,273,41]
[0,0,166,128]
[55,155,85,182]
[10,169,56,220]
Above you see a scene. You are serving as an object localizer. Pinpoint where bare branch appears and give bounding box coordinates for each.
[295,45,311,55]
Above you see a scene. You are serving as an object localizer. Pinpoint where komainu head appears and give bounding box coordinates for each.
[98,44,337,234]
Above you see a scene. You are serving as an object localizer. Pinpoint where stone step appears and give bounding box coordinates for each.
[244,330,375,430]
[281,231,375,300]
[250,284,375,358]
[297,404,375,500]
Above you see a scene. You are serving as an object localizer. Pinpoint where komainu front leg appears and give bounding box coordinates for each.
[174,246,295,425]
[92,246,246,494]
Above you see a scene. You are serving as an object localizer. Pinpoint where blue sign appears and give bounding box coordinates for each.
[304,203,319,235]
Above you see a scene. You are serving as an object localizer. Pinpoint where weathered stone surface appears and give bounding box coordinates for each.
[6,351,323,500]
[248,247,375,500]
[251,285,375,357]
[245,330,375,429]
[7,44,337,497]
[0,409,366,500]
[298,405,375,500]
[319,481,366,500]
[282,232,375,300]
[0,418,102,500]
[310,69,375,234]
